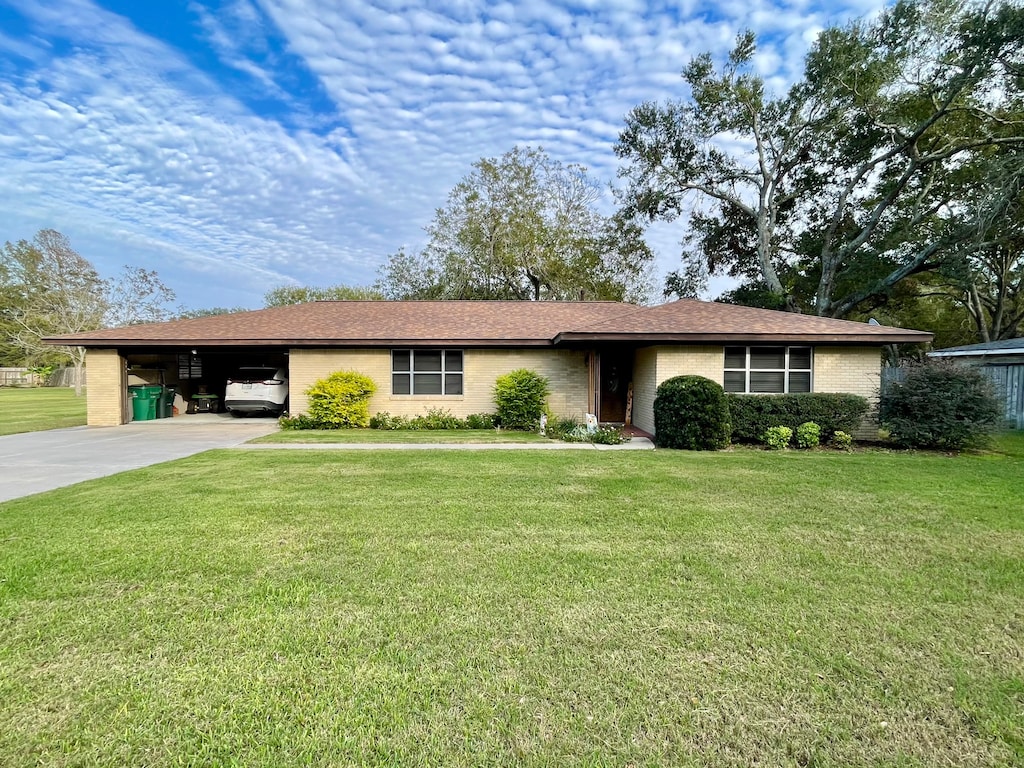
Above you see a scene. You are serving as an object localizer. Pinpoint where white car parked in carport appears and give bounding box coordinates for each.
[224,366,288,416]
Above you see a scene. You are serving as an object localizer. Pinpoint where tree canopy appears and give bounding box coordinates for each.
[263,284,383,307]
[378,146,653,302]
[616,0,1024,320]
[1,229,177,391]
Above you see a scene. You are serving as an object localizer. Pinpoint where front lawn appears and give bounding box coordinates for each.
[0,386,87,436]
[252,428,549,444]
[1,443,1021,766]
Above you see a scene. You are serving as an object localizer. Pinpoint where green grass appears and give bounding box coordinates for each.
[252,428,549,444]
[0,386,87,435]
[1,436,1022,767]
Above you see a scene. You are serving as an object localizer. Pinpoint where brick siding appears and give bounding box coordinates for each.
[288,348,589,420]
[85,348,125,426]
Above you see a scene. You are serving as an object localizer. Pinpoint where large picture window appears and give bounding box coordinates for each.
[392,350,463,395]
[724,346,812,394]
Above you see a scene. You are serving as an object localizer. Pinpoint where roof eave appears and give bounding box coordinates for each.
[553,331,933,345]
[43,337,556,348]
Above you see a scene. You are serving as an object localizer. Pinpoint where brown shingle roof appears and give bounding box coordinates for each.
[44,299,932,348]
[555,299,932,344]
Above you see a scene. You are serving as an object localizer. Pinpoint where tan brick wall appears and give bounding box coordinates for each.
[632,345,883,439]
[631,347,658,434]
[86,348,126,426]
[288,347,589,419]
[814,346,883,439]
[654,345,725,384]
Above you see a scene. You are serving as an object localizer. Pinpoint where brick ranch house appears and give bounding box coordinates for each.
[46,299,931,436]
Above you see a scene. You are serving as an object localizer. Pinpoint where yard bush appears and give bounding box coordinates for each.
[762,425,793,450]
[653,375,730,450]
[795,421,821,449]
[494,369,550,430]
[464,413,497,429]
[305,371,376,428]
[727,393,869,443]
[831,430,854,450]
[879,360,1001,450]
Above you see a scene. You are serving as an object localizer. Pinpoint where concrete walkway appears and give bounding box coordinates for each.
[0,416,278,503]
[241,438,655,451]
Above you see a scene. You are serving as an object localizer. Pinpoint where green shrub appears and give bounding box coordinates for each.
[305,371,376,428]
[831,430,853,450]
[410,408,465,430]
[795,421,821,449]
[465,413,497,429]
[545,416,582,441]
[558,424,629,445]
[653,375,731,450]
[727,393,868,443]
[494,369,550,430]
[278,414,322,430]
[879,360,1001,450]
[369,412,409,430]
[762,425,793,450]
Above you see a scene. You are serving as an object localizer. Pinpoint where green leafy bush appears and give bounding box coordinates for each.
[653,375,730,450]
[879,360,1001,450]
[558,424,629,444]
[369,412,409,430]
[831,430,853,450]
[411,407,464,430]
[795,421,821,449]
[762,425,793,450]
[727,393,868,443]
[465,413,497,429]
[278,414,322,430]
[305,371,376,428]
[494,369,550,430]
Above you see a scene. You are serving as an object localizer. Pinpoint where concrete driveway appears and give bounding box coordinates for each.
[0,415,278,503]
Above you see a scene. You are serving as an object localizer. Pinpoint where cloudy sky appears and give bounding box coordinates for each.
[0,0,883,311]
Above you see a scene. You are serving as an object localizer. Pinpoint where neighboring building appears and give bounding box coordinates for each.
[929,338,1024,429]
[45,299,931,435]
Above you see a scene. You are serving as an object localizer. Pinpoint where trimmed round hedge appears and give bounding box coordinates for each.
[654,375,731,450]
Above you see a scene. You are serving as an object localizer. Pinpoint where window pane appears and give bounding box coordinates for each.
[750,371,785,393]
[445,350,463,372]
[393,350,410,372]
[789,371,811,393]
[413,373,442,394]
[724,371,746,392]
[445,373,463,395]
[392,373,410,395]
[724,347,746,369]
[750,347,785,369]
[414,351,442,372]
[789,347,812,370]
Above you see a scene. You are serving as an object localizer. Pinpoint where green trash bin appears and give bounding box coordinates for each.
[129,385,160,422]
[158,387,176,419]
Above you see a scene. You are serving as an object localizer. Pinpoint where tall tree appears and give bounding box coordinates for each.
[617,0,1024,318]
[105,265,177,327]
[263,284,383,306]
[2,230,179,393]
[378,147,653,302]
[4,230,107,394]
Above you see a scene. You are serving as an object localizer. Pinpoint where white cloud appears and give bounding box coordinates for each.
[0,0,888,307]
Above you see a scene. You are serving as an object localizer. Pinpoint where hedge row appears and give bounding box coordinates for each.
[727,393,869,443]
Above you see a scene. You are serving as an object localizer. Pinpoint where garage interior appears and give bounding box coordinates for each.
[122,348,289,422]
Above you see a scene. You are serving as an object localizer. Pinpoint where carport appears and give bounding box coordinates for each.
[82,344,289,426]
[122,346,288,421]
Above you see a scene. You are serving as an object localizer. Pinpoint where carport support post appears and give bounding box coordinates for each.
[84,348,128,426]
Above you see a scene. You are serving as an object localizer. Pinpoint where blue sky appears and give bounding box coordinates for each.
[0,0,884,311]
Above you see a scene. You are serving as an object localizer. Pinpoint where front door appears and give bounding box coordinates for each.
[598,350,633,423]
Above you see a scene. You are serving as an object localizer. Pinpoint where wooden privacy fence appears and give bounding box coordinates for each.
[979,364,1024,430]
[0,367,85,388]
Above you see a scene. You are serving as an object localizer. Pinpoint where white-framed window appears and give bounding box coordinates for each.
[392,349,463,395]
[724,346,812,393]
